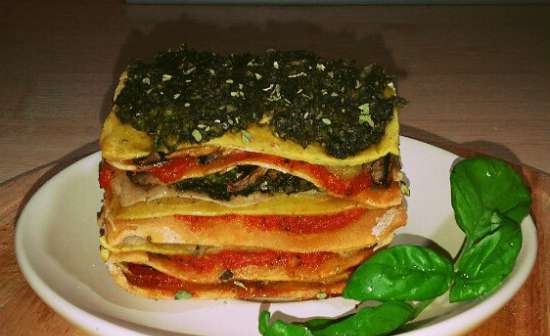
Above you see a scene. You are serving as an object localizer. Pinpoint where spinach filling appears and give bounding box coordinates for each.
[172,165,317,201]
[115,45,405,158]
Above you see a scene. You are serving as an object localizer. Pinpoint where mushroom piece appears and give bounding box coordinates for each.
[227,167,269,193]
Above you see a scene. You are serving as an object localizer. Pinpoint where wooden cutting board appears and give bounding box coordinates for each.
[0,145,548,336]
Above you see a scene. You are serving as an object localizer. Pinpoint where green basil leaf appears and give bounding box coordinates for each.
[312,302,414,336]
[450,221,522,302]
[450,157,531,242]
[343,245,453,301]
[259,302,414,336]
[259,311,314,336]
[302,317,345,331]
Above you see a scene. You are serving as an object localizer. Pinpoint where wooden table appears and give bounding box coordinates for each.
[0,2,548,335]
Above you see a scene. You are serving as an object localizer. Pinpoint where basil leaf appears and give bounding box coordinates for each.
[302,317,345,331]
[259,311,314,336]
[450,157,531,242]
[312,302,414,336]
[259,302,414,336]
[450,221,522,302]
[343,245,453,301]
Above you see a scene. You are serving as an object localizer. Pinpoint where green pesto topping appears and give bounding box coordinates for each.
[115,45,406,158]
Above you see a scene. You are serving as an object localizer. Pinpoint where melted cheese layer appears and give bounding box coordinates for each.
[114,192,360,219]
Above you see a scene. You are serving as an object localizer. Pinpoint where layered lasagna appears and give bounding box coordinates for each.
[98,46,408,301]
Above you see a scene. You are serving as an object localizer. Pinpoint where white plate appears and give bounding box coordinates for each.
[15,136,537,336]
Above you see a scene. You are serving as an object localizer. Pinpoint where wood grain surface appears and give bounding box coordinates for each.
[0,143,548,335]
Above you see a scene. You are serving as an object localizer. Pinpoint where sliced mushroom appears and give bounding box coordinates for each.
[167,146,221,159]
[133,152,163,167]
[227,167,269,193]
[371,155,392,186]
[127,171,158,187]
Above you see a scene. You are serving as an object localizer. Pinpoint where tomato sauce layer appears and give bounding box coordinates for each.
[166,250,334,274]
[99,161,115,191]
[126,263,185,291]
[147,151,372,196]
[124,263,342,298]
[174,208,365,234]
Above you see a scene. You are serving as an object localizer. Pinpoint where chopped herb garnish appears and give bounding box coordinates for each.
[358,103,374,127]
[191,129,202,142]
[288,72,307,78]
[115,45,405,157]
[183,67,196,75]
[400,180,410,196]
[175,290,192,300]
[316,291,328,299]
[241,130,252,144]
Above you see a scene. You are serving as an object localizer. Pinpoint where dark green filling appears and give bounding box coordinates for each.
[115,45,405,158]
[172,165,316,201]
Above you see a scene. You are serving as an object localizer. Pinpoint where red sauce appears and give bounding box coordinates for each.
[347,171,374,196]
[148,156,198,184]
[126,263,186,290]
[146,151,372,196]
[124,263,344,298]
[174,208,365,234]
[125,264,228,294]
[169,250,334,273]
[98,161,115,191]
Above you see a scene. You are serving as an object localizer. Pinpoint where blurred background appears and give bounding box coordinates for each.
[1,2,549,183]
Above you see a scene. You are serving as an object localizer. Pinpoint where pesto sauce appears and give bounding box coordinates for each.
[115,45,405,158]
[172,166,316,201]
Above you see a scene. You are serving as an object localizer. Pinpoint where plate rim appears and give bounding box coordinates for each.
[14,137,538,336]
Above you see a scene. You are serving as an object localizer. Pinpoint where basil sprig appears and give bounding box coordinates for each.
[450,158,531,243]
[449,158,530,301]
[343,245,453,301]
[259,157,532,336]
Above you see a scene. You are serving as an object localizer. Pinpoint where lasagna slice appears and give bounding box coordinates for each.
[98,46,407,301]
